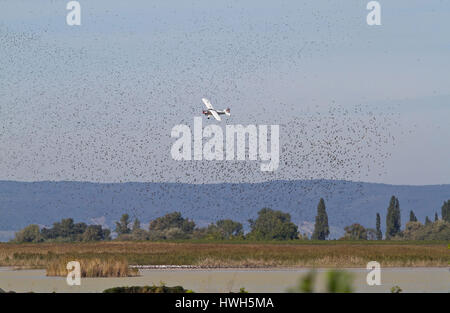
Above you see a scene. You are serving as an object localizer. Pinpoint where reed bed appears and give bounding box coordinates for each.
[46,258,138,277]
[0,241,448,269]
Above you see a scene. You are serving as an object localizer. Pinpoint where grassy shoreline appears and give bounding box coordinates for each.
[0,241,448,273]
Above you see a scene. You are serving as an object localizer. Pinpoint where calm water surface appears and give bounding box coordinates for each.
[0,267,448,293]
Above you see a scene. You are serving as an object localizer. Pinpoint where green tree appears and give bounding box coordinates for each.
[366,228,377,240]
[41,218,87,241]
[409,210,417,222]
[386,196,401,239]
[312,198,330,240]
[197,219,244,240]
[13,224,42,243]
[132,218,141,232]
[402,221,424,240]
[425,216,431,225]
[248,208,298,240]
[403,220,450,240]
[128,217,149,241]
[434,213,439,222]
[148,212,195,240]
[115,214,131,235]
[149,212,195,233]
[215,219,243,238]
[82,225,111,241]
[442,200,450,222]
[341,223,367,240]
[375,213,382,240]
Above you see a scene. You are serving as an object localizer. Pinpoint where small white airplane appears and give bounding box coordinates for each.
[202,98,230,121]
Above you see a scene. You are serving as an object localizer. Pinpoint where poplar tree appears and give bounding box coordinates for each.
[312,198,330,240]
[386,196,401,239]
[409,210,417,222]
[441,200,450,222]
[375,213,382,240]
[115,214,131,235]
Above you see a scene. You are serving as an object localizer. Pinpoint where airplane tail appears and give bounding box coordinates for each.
[225,108,231,116]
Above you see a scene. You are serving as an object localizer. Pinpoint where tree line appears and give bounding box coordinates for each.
[12,198,450,243]
[341,197,450,240]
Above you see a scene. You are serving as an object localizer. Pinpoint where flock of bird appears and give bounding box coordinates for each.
[0,3,405,227]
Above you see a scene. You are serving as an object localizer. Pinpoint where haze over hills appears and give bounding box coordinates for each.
[0,180,449,241]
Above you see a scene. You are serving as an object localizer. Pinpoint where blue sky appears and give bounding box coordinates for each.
[0,0,449,184]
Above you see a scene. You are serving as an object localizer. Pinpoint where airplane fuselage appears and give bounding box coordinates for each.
[202,109,227,116]
[202,108,230,118]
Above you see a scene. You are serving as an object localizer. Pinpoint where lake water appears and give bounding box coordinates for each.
[0,267,448,293]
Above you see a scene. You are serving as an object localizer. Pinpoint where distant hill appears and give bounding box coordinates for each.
[0,180,448,241]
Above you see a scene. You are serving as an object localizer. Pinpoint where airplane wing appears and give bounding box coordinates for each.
[202,98,213,110]
[210,110,221,121]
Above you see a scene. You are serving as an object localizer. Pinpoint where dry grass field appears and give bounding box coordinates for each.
[0,241,448,277]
